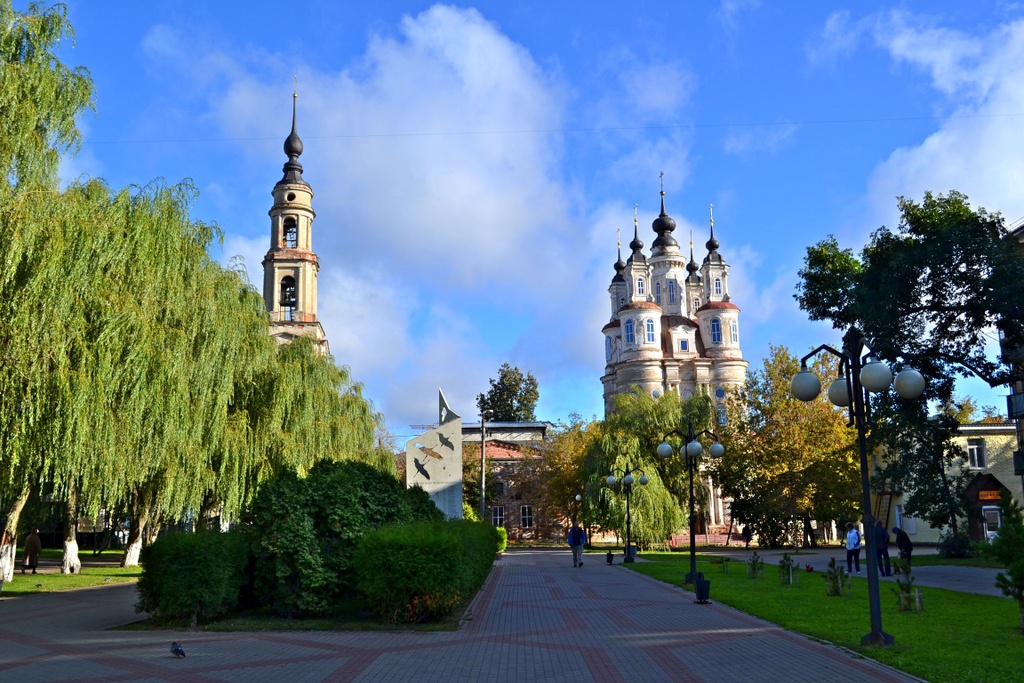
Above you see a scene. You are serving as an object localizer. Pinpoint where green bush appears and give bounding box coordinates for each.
[246,460,414,617]
[354,520,498,623]
[495,525,508,553]
[135,530,249,626]
[406,484,445,522]
[462,502,480,522]
[937,531,973,559]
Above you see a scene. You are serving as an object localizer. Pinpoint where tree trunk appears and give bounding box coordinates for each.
[121,488,152,568]
[61,482,81,575]
[802,513,818,549]
[1,485,31,582]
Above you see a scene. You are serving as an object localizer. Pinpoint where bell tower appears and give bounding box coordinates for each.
[262,93,328,353]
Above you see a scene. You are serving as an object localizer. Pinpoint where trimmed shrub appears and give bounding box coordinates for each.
[495,525,508,553]
[135,530,249,626]
[355,520,498,624]
[406,484,446,522]
[462,502,480,522]
[937,530,973,559]
[246,460,414,617]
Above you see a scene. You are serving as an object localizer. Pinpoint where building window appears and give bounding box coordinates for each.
[625,319,635,344]
[645,318,656,343]
[605,337,612,361]
[717,405,728,425]
[967,439,987,469]
[636,278,645,295]
[655,281,662,304]
[521,505,534,529]
[730,319,739,343]
[711,318,722,343]
[693,297,700,312]
[491,506,505,526]
[283,216,298,248]
[619,297,626,308]
[495,482,506,496]
[714,278,722,296]
[280,276,297,321]
[679,339,688,351]
[668,280,676,303]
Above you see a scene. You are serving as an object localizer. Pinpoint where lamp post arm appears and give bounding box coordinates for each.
[799,343,845,367]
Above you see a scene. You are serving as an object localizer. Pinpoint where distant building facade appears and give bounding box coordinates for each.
[601,191,747,417]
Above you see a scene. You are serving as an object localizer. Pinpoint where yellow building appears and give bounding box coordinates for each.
[879,420,1021,545]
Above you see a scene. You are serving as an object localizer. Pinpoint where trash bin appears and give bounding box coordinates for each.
[693,571,711,604]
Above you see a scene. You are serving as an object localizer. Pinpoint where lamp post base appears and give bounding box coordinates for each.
[623,556,635,564]
[861,630,895,647]
[684,571,696,584]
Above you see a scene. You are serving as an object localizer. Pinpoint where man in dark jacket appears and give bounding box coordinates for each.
[568,524,586,568]
[21,529,41,574]
[892,526,913,567]
[874,520,891,576]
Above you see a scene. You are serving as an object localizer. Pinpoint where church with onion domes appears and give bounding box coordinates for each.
[601,185,747,417]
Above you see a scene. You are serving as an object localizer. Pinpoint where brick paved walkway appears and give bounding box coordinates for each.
[0,550,925,682]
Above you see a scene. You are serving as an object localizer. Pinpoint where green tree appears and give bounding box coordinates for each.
[988,493,1024,635]
[476,363,539,422]
[795,191,1024,532]
[714,347,859,548]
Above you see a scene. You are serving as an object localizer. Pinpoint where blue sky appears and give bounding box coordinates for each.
[53,1,1024,441]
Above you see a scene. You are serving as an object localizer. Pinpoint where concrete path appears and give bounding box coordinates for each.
[0,549,928,683]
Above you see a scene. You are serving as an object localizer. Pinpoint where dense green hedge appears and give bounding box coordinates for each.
[135,530,249,626]
[354,520,499,623]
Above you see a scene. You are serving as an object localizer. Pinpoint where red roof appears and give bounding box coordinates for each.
[602,320,621,332]
[621,301,661,311]
[697,301,740,312]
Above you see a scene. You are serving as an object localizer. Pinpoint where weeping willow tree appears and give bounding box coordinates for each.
[581,390,717,548]
[0,0,93,580]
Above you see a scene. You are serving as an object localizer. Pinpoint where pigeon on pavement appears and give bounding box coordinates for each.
[171,642,186,658]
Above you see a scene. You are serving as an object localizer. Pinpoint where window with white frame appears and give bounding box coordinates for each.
[636,278,645,295]
[645,318,656,343]
[714,278,722,295]
[491,506,505,526]
[730,319,739,343]
[711,318,722,343]
[655,281,662,304]
[668,280,676,303]
[693,297,700,312]
[625,319,635,344]
[966,439,987,469]
[679,339,688,351]
[521,505,534,529]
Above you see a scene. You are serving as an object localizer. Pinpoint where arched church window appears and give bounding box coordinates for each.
[655,281,662,304]
[693,297,700,313]
[730,319,739,343]
[668,280,676,303]
[714,277,722,296]
[717,404,728,425]
[636,278,645,296]
[280,276,297,321]
[625,319,635,344]
[605,337,612,361]
[710,318,722,343]
[645,318,656,343]
[283,217,298,248]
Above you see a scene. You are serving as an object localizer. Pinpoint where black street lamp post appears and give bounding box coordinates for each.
[658,421,725,584]
[607,467,648,563]
[791,325,925,647]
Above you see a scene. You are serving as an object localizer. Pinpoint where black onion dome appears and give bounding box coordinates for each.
[612,246,626,282]
[279,93,306,185]
[706,221,720,253]
[651,192,679,249]
[627,222,646,263]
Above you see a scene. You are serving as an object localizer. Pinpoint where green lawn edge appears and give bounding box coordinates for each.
[628,552,1021,683]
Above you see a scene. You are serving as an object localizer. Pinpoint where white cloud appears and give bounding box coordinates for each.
[866,15,1024,226]
[723,124,798,156]
[805,10,868,66]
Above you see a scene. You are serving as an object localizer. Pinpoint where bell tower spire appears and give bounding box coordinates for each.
[261,91,329,353]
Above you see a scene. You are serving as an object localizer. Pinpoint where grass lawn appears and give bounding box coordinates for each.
[0,566,141,596]
[630,552,1023,683]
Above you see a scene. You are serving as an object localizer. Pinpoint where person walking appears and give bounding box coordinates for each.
[893,526,913,567]
[568,523,586,568]
[845,522,862,575]
[874,520,892,576]
[22,529,42,575]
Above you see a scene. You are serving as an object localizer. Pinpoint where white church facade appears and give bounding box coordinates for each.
[601,189,747,417]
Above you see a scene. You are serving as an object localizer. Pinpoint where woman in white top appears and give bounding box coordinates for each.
[845,522,862,574]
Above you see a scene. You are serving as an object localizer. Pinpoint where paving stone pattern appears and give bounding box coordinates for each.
[0,550,929,682]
